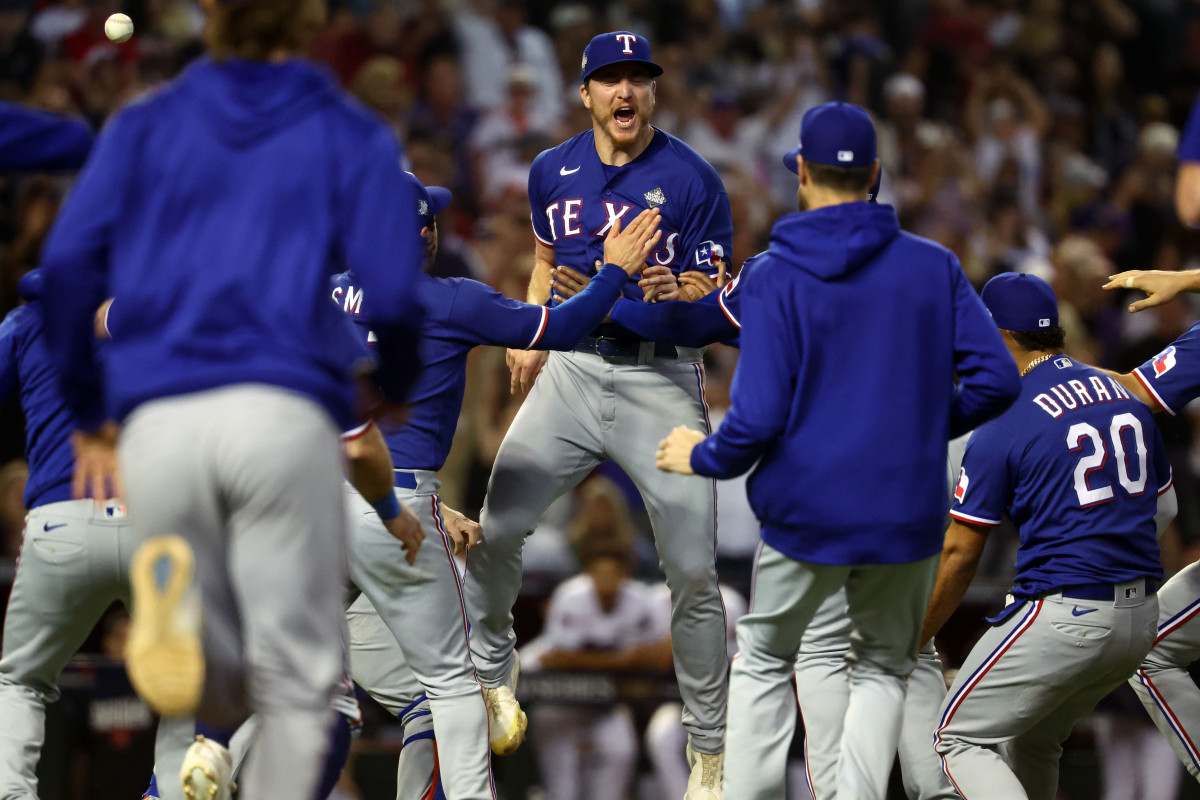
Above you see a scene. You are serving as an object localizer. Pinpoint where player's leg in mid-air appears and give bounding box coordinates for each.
[464,352,604,721]
[0,501,131,798]
[605,355,728,792]
[346,593,446,800]
[346,474,495,799]
[119,386,347,800]
[1130,560,1200,780]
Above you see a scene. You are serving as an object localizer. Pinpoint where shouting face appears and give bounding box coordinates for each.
[582,63,656,150]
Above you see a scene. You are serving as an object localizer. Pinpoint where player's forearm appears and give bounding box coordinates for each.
[528,257,554,305]
[920,523,986,645]
[689,412,771,480]
[41,249,107,430]
[344,423,396,505]
[536,265,626,349]
[608,293,738,349]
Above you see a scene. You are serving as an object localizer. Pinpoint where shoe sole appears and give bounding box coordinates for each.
[127,535,204,717]
[488,704,527,756]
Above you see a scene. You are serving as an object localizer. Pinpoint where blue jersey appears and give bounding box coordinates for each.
[0,102,93,172]
[1181,96,1200,163]
[332,266,627,470]
[40,57,424,430]
[689,202,1020,565]
[529,128,732,326]
[0,298,75,509]
[951,357,1169,596]
[1133,322,1200,415]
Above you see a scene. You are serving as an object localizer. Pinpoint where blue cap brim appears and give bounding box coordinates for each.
[426,186,452,217]
[582,60,663,84]
[782,147,801,174]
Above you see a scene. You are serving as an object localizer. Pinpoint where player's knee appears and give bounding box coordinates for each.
[662,559,719,600]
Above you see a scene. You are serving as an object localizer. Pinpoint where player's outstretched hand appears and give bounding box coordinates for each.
[71,422,124,503]
[655,426,707,474]
[383,505,425,565]
[552,266,591,302]
[1103,269,1200,313]
[639,265,679,303]
[507,348,549,396]
[604,207,663,277]
[440,502,482,555]
[678,260,729,302]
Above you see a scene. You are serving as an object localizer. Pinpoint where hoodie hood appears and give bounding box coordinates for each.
[182,57,341,149]
[768,202,901,281]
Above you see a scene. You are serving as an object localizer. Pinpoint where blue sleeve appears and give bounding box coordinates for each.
[338,128,425,404]
[608,290,739,348]
[1181,97,1200,163]
[1151,423,1174,495]
[0,103,94,172]
[528,153,554,247]
[0,312,19,402]
[948,425,1013,527]
[1133,322,1200,416]
[40,110,130,429]
[949,257,1021,438]
[690,261,797,478]
[677,183,733,275]
[446,265,627,350]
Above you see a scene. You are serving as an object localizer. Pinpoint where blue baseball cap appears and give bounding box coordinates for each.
[581,31,662,84]
[981,272,1059,333]
[403,171,452,223]
[782,102,877,173]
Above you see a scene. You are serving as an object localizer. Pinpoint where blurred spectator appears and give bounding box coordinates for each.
[0,0,42,95]
[470,64,557,201]
[407,48,480,206]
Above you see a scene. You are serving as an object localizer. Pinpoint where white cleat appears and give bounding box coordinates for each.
[484,656,527,756]
[180,736,233,800]
[127,535,204,717]
[684,744,724,799]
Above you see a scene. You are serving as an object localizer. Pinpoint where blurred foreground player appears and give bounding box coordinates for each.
[926,274,1175,800]
[657,102,1019,800]
[38,0,426,797]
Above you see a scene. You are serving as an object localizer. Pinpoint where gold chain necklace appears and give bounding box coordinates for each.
[1020,354,1055,378]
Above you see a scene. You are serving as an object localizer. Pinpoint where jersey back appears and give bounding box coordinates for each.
[951,357,1169,595]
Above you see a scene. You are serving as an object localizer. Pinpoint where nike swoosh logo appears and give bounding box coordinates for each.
[43,522,67,532]
[560,166,581,176]
[1070,607,1098,616]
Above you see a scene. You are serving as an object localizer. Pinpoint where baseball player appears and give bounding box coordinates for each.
[656,102,1020,800]
[37,0,428,795]
[1084,267,1200,783]
[560,166,960,800]
[463,31,733,797]
[924,273,1176,800]
[333,174,663,800]
[0,270,133,800]
[0,101,93,172]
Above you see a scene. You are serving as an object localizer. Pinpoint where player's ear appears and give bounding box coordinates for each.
[580,83,592,110]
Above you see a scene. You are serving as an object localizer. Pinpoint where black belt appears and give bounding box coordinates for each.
[575,336,677,360]
[1052,580,1160,601]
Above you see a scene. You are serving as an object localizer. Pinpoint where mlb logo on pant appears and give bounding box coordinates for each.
[1125,587,1139,599]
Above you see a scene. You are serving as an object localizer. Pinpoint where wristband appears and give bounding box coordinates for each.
[372,491,402,521]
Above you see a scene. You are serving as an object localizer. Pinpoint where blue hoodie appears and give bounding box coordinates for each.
[690,203,1019,565]
[40,57,424,429]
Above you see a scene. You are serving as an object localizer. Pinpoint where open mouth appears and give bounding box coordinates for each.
[614,106,637,128]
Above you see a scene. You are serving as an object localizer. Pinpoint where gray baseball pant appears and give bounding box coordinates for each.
[1130,560,1200,780]
[0,499,133,800]
[345,472,495,800]
[724,543,938,800]
[793,584,955,800]
[935,583,1158,800]
[346,592,440,800]
[118,385,346,800]
[464,349,728,753]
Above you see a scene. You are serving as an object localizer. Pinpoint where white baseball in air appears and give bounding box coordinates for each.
[104,13,134,43]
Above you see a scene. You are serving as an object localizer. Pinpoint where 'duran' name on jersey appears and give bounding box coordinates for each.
[1031,357,1135,418]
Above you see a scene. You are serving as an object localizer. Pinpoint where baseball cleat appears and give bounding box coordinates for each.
[180,736,233,800]
[484,657,527,755]
[684,744,723,799]
[127,534,204,717]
